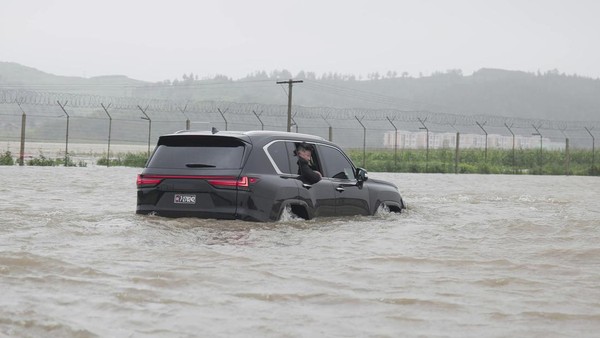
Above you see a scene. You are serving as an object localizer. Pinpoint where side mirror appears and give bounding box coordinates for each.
[356,168,368,182]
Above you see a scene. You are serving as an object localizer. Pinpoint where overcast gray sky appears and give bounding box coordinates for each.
[2,0,599,82]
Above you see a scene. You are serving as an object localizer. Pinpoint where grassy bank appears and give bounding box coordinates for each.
[3,148,598,176]
[347,148,599,176]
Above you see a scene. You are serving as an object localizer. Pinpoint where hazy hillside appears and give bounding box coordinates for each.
[2,62,599,121]
[0,62,146,97]
[132,68,600,121]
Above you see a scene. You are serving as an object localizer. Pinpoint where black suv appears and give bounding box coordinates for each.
[136,130,405,221]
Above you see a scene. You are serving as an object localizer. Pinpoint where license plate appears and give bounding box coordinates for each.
[174,194,196,204]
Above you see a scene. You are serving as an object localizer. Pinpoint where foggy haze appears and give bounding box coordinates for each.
[2,0,600,82]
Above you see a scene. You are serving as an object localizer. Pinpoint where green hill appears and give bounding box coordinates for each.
[2,62,600,121]
[0,62,146,96]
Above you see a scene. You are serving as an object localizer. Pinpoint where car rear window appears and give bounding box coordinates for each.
[147,135,246,169]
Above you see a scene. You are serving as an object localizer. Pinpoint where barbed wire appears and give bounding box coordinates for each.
[1,88,599,133]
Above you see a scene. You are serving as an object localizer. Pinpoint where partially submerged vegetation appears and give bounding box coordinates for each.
[27,155,87,167]
[0,152,87,167]
[347,148,599,176]
[2,148,597,176]
[96,152,148,167]
[0,151,14,165]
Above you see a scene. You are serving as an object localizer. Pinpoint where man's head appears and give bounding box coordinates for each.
[297,143,313,161]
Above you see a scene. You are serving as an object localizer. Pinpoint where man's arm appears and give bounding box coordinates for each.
[298,158,322,184]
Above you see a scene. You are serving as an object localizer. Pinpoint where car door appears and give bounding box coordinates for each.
[316,145,371,216]
[287,141,337,217]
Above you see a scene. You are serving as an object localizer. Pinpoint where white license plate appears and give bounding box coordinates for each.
[174,194,196,204]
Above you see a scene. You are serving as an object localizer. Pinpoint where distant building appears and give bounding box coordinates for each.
[383,130,562,150]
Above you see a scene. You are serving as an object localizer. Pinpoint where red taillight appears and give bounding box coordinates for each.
[137,174,163,187]
[136,174,257,188]
[207,176,258,188]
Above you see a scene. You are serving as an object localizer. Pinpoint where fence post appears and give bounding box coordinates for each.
[560,128,569,175]
[137,105,151,157]
[455,132,460,174]
[418,117,429,172]
[321,115,332,141]
[584,127,595,174]
[505,123,516,174]
[565,137,570,175]
[291,113,298,133]
[355,116,366,168]
[449,122,460,174]
[101,103,112,167]
[476,121,488,163]
[252,110,264,130]
[56,100,70,166]
[15,99,26,166]
[532,124,543,174]
[178,103,190,130]
[217,108,228,131]
[386,116,398,171]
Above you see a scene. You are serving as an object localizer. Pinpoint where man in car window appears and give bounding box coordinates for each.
[296,143,322,184]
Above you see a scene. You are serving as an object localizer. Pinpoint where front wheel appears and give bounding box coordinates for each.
[376,201,404,215]
[278,204,309,221]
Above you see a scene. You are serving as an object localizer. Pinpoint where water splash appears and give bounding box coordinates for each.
[278,205,304,222]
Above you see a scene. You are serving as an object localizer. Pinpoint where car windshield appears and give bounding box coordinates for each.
[147,135,246,169]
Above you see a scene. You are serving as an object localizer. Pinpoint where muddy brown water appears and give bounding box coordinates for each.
[1,166,599,337]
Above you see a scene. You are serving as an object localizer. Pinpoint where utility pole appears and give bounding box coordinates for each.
[276,79,303,132]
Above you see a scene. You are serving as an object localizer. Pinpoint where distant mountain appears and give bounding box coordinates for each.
[2,62,599,121]
[0,62,147,96]
[132,68,600,121]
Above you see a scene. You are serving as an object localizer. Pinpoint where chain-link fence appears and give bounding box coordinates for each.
[1,89,598,173]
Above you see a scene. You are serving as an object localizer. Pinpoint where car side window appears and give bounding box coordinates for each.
[287,141,323,176]
[266,141,292,174]
[286,142,300,175]
[317,145,356,180]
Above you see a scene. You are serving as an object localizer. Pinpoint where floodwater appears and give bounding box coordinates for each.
[1,166,599,338]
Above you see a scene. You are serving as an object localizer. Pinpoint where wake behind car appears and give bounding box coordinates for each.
[136,130,405,222]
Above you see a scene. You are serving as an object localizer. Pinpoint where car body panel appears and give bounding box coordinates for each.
[297,178,337,218]
[331,178,371,216]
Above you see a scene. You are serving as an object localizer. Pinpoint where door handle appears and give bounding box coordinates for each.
[302,183,312,189]
[335,187,345,192]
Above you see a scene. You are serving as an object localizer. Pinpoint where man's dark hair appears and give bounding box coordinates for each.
[297,142,314,151]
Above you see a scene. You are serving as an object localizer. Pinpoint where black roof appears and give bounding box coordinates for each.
[166,129,327,144]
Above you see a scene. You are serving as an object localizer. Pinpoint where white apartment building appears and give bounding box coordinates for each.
[383,130,562,150]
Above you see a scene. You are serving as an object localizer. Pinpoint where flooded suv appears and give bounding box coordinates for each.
[136,130,405,221]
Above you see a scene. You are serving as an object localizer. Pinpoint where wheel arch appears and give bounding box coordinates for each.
[276,199,313,220]
[374,200,404,214]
